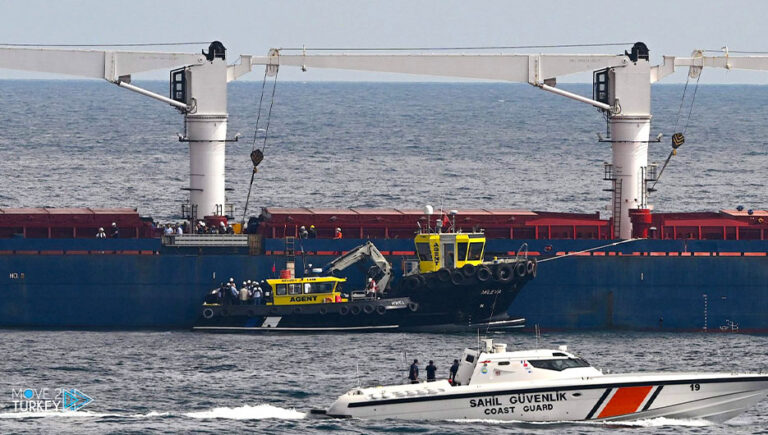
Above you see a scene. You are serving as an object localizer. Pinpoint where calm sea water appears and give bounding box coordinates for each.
[1,81,767,432]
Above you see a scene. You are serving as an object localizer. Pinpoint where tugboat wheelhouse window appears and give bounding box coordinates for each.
[528,358,591,371]
[416,242,432,261]
[457,242,468,261]
[276,284,287,295]
[467,242,484,261]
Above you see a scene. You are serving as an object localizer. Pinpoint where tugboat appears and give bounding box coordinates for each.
[194,215,536,332]
[318,338,768,422]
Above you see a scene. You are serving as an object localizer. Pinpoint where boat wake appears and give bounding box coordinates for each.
[183,404,306,420]
[0,405,304,421]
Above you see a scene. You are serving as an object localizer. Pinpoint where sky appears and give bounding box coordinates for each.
[1,0,768,83]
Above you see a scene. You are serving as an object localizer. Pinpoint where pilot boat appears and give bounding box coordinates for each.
[318,339,768,422]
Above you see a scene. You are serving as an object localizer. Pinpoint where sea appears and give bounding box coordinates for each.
[1,80,767,433]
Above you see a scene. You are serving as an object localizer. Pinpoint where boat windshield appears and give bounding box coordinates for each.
[528,358,591,371]
[467,242,484,261]
[416,242,432,261]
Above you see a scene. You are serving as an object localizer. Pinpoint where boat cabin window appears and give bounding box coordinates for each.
[465,354,475,363]
[467,242,484,261]
[288,284,302,295]
[498,361,510,366]
[309,281,335,294]
[416,242,432,261]
[276,284,287,296]
[457,242,468,261]
[528,358,590,371]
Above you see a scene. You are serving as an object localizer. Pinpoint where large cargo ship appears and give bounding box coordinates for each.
[1,42,767,332]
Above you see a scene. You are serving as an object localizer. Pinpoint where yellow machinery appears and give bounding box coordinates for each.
[414,232,486,273]
[266,276,348,305]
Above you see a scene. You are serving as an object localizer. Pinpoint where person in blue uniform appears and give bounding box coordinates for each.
[408,359,419,384]
[426,360,437,382]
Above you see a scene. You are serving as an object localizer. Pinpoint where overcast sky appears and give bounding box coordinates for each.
[1,0,767,83]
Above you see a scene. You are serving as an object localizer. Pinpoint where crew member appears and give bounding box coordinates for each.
[239,282,249,304]
[408,359,419,384]
[96,227,106,239]
[366,278,378,298]
[308,225,317,239]
[110,222,120,239]
[426,360,437,382]
[228,278,238,304]
[253,286,263,305]
[449,359,460,385]
[333,227,343,239]
[299,226,309,239]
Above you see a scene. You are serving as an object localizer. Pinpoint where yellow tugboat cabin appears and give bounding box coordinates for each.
[414,232,486,273]
[266,276,347,305]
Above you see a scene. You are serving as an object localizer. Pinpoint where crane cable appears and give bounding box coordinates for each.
[241,64,279,227]
[651,68,703,191]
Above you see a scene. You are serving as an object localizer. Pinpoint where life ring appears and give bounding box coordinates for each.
[350,305,362,315]
[408,302,419,312]
[461,263,477,278]
[339,305,350,315]
[363,304,375,314]
[319,306,328,315]
[476,266,492,282]
[436,268,451,282]
[376,305,387,315]
[515,262,527,278]
[202,308,214,319]
[494,263,514,283]
[450,270,465,285]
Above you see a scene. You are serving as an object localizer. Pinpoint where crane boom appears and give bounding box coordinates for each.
[250,52,628,85]
[322,241,393,291]
[653,50,768,82]
[0,46,205,81]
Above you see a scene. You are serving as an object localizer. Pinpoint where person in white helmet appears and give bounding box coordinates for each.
[96,227,106,239]
[366,277,378,298]
[333,227,343,239]
[110,222,120,239]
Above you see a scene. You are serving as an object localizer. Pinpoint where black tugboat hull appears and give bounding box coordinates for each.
[194,261,534,332]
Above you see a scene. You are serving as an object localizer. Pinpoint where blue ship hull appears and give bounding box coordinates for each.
[1,237,766,331]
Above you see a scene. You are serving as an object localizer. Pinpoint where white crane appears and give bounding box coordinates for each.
[2,42,768,238]
[247,44,768,239]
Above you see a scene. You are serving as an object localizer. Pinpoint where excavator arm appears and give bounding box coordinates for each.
[322,241,393,290]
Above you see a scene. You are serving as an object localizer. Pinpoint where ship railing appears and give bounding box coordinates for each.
[162,234,249,247]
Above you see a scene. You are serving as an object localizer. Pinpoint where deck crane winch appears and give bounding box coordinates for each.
[2,42,768,239]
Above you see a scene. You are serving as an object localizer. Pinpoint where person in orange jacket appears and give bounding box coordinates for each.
[333,227,343,239]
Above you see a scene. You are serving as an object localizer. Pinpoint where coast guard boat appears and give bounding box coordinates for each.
[319,339,768,422]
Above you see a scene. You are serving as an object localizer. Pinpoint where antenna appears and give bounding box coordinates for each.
[356,360,361,387]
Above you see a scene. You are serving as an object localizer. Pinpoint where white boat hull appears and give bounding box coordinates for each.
[326,375,768,422]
